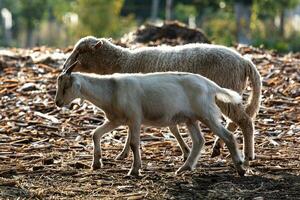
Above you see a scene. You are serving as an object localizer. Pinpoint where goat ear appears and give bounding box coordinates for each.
[92,40,103,49]
[107,38,113,42]
[65,60,78,75]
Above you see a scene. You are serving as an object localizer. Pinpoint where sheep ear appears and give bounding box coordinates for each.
[65,60,78,75]
[108,38,112,42]
[92,40,103,49]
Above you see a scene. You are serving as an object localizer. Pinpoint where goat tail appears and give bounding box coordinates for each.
[244,57,262,118]
[216,88,242,104]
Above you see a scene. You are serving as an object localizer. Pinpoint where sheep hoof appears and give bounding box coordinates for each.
[175,164,192,175]
[115,153,128,160]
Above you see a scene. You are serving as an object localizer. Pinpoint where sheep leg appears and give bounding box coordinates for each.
[127,122,142,176]
[211,122,238,157]
[115,130,131,160]
[212,102,255,167]
[169,125,190,161]
[233,113,255,167]
[176,121,204,174]
[91,121,119,170]
[220,104,255,166]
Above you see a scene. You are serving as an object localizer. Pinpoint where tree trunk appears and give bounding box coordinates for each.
[1,7,12,46]
[151,0,159,22]
[26,26,34,47]
[165,0,173,21]
[279,9,285,38]
[234,1,252,44]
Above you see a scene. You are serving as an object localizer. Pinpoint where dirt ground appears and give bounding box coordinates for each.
[0,38,299,199]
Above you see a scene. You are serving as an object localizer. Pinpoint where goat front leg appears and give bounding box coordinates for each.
[92,121,119,170]
[211,122,237,157]
[127,122,142,176]
[207,121,245,176]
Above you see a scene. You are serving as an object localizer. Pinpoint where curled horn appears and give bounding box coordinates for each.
[64,60,78,75]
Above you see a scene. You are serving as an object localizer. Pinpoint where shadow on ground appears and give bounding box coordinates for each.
[165,171,300,199]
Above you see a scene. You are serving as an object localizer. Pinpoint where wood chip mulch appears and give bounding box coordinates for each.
[0,43,299,199]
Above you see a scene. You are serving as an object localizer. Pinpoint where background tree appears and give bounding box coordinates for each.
[18,0,49,47]
[0,0,299,51]
[75,0,135,38]
[234,0,253,44]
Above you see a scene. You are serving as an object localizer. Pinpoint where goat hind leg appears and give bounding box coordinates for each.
[169,125,190,161]
[176,121,204,174]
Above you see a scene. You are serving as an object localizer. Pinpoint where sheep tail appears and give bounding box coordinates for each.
[244,57,262,119]
[216,88,242,104]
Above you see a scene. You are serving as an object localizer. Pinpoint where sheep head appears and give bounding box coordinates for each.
[55,61,81,107]
[62,36,115,74]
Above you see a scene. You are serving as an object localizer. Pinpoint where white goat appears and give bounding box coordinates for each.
[55,62,246,176]
[63,36,262,165]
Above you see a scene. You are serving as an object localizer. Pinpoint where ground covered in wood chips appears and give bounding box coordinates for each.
[0,40,299,199]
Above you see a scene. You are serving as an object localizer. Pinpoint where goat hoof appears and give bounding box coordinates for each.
[175,164,192,175]
[115,153,128,160]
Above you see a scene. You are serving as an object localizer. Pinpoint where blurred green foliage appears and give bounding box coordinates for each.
[174,3,197,22]
[75,0,135,38]
[0,0,299,52]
